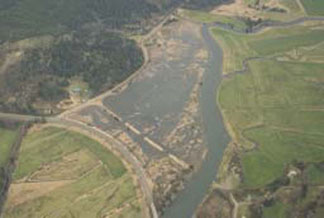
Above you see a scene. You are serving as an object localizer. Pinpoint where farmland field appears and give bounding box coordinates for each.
[215,21,324,186]
[212,23,324,74]
[3,126,143,218]
[178,9,248,30]
[219,58,324,187]
[301,0,324,16]
[212,19,324,217]
[0,128,18,167]
[262,202,287,218]
[0,126,19,192]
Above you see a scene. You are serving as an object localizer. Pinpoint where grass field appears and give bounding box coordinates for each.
[4,126,142,218]
[211,28,253,74]
[0,128,18,167]
[301,0,324,16]
[264,0,305,20]
[262,202,288,218]
[0,126,19,191]
[195,1,324,217]
[211,16,324,218]
[178,9,248,30]
[213,20,324,188]
[305,163,324,185]
[212,22,324,74]
[220,59,324,187]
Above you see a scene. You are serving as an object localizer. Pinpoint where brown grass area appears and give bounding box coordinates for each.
[212,0,259,19]
[44,123,149,217]
[212,0,286,20]
[6,180,73,208]
[29,149,101,182]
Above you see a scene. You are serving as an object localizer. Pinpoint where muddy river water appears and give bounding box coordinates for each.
[163,16,324,218]
[77,20,229,217]
[103,22,230,217]
[161,24,230,218]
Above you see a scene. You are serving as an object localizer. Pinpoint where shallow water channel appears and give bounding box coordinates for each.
[162,25,230,218]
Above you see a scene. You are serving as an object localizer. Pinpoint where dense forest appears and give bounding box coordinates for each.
[0,0,222,115]
[0,32,143,114]
[0,0,222,41]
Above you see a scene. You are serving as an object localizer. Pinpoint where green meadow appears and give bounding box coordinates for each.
[0,126,19,191]
[301,0,324,16]
[212,23,324,74]
[262,202,288,218]
[179,9,248,30]
[213,20,324,188]
[0,128,18,167]
[4,127,142,218]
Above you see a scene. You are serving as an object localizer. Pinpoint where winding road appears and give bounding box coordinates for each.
[1,13,324,218]
[0,13,175,218]
[0,112,158,218]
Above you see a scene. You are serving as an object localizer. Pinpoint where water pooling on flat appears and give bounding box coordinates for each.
[102,21,229,217]
[103,26,203,154]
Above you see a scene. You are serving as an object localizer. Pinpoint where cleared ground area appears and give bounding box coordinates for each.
[3,126,143,218]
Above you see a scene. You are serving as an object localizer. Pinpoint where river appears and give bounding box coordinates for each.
[1,7,323,218]
[162,14,324,218]
[162,24,230,218]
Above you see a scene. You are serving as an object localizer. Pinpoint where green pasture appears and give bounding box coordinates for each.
[4,127,142,218]
[215,21,324,188]
[301,0,324,16]
[13,127,126,180]
[179,9,248,30]
[0,128,18,167]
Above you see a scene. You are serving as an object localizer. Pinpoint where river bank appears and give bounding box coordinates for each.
[196,1,324,217]
[161,22,230,218]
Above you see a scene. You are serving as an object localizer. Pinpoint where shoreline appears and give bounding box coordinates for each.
[161,19,231,218]
[195,1,324,217]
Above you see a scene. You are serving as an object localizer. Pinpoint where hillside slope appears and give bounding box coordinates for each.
[0,0,223,115]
